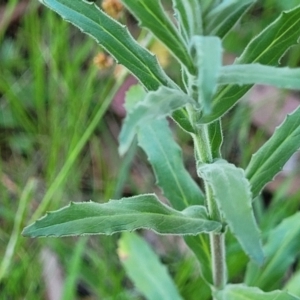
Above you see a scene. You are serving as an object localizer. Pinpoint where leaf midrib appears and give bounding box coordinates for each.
[46,0,166,87]
[247,114,300,187]
[148,125,190,208]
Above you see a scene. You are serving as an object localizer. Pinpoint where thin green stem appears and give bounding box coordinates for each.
[188,106,227,291]
[206,183,227,290]
[210,232,226,290]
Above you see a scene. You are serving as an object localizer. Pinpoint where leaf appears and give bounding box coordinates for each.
[125,85,204,210]
[22,194,222,237]
[199,5,300,123]
[125,88,212,284]
[119,86,193,155]
[40,0,176,91]
[172,108,195,133]
[197,159,264,265]
[118,232,183,300]
[201,0,221,16]
[246,105,300,198]
[190,36,223,114]
[204,0,255,39]
[121,0,194,74]
[137,119,204,210]
[208,120,223,158]
[285,270,300,298]
[184,235,212,284]
[214,284,299,300]
[127,85,212,284]
[171,0,203,43]
[219,64,300,89]
[245,212,300,291]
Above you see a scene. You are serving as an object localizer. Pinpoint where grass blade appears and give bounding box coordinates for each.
[0,179,36,281]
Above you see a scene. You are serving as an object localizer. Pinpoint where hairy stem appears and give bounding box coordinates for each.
[210,233,226,290]
[188,106,227,291]
[206,183,227,290]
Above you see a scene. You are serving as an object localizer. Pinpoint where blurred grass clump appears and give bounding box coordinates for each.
[0,0,300,299]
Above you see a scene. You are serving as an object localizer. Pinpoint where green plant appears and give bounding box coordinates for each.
[22,0,300,299]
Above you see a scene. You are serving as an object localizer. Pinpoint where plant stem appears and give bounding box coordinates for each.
[188,106,227,290]
[210,232,226,290]
[206,183,227,290]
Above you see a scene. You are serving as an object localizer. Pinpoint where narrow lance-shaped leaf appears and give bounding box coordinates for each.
[125,85,212,284]
[121,0,195,74]
[199,5,300,123]
[124,85,204,210]
[40,0,177,91]
[208,120,223,158]
[171,0,203,43]
[184,235,212,284]
[285,270,300,298]
[138,119,205,210]
[214,284,299,300]
[201,0,221,16]
[22,194,222,237]
[219,64,300,89]
[118,233,183,300]
[203,0,255,39]
[119,86,193,155]
[245,212,300,291]
[197,159,264,265]
[246,105,300,198]
[190,36,222,114]
[172,108,195,133]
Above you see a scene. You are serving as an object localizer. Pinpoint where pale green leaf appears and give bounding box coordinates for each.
[119,86,193,155]
[123,84,146,112]
[118,232,183,300]
[125,85,204,210]
[40,0,176,91]
[285,270,300,298]
[199,5,300,123]
[219,64,300,89]
[197,159,264,264]
[201,0,221,16]
[245,212,300,291]
[184,235,212,284]
[190,36,222,114]
[172,108,195,133]
[204,0,255,38]
[246,105,300,197]
[171,0,203,42]
[208,120,223,158]
[125,87,212,284]
[138,121,204,210]
[214,284,299,300]
[121,0,194,73]
[22,194,221,237]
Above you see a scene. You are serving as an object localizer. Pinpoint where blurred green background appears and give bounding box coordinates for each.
[1,1,300,299]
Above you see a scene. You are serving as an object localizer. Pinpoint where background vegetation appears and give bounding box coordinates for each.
[0,0,300,299]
